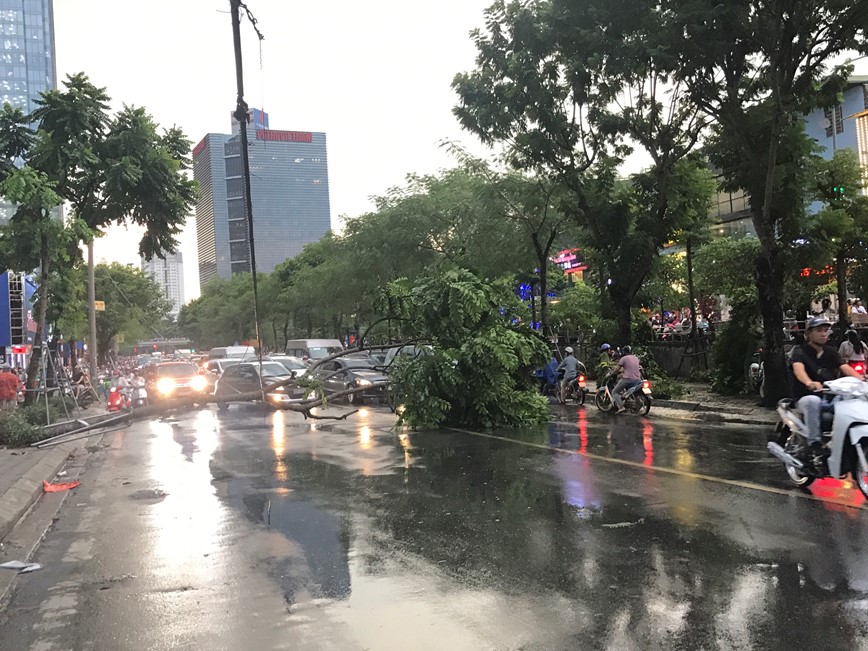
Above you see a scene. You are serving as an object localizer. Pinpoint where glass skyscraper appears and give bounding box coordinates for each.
[0,0,56,224]
[193,111,332,289]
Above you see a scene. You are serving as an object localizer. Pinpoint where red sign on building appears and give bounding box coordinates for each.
[552,248,587,275]
[192,137,206,158]
[255,130,313,143]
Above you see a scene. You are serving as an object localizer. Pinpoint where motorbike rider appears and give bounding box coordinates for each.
[838,329,866,368]
[556,347,580,404]
[791,316,864,456]
[610,345,643,414]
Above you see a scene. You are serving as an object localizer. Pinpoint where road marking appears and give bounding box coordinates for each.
[445,427,868,512]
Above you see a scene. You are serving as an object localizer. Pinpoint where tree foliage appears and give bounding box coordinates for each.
[389,268,550,429]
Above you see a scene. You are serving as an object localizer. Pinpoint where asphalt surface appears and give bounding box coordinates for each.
[1,404,867,650]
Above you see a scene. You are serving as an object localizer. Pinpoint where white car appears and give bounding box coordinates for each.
[265,356,308,379]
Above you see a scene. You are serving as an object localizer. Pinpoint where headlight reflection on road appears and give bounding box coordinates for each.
[272,410,288,482]
[147,408,226,578]
[359,425,373,450]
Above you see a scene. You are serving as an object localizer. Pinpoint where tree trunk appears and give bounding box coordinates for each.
[87,240,98,377]
[756,249,788,406]
[836,254,848,336]
[612,296,632,346]
[538,269,548,333]
[24,236,50,407]
[686,238,698,337]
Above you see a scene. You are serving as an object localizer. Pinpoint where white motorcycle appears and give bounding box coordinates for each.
[768,377,868,499]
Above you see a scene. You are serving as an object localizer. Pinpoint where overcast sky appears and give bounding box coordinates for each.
[54,0,496,301]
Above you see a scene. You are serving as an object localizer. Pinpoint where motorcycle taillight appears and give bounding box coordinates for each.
[642,380,651,390]
[578,375,586,382]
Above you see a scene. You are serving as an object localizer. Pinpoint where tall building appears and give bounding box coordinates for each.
[804,76,868,185]
[141,251,185,317]
[192,110,331,288]
[0,0,57,225]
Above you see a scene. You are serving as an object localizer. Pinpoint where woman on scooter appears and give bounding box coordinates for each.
[791,317,865,456]
[838,329,866,375]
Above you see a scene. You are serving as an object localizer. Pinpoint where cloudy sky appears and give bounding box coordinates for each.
[53,0,496,301]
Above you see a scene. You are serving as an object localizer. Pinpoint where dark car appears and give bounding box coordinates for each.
[312,358,388,404]
[147,362,211,403]
[214,361,305,410]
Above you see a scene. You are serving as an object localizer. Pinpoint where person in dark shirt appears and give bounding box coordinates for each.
[790,316,864,450]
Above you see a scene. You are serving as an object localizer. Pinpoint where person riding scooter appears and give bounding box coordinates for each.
[556,347,580,405]
[790,316,864,459]
[611,346,643,414]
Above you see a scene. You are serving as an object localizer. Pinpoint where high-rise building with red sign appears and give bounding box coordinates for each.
[192,111,331,289]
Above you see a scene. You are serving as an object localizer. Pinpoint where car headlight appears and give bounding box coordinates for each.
[355,379,372,387]
[156,378,176,395]
[191,375,208,392]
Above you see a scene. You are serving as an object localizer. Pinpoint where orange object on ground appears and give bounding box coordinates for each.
[42,480,80,492]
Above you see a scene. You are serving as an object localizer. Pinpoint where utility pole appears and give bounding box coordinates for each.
[229,0,264,377]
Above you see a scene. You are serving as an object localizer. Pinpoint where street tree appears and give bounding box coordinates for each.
[654,0,868,402]
[93,263,170,363]
[452,0,707,343]
[23,73,195,371]
[806,149,868,333]
[444,145,571,331]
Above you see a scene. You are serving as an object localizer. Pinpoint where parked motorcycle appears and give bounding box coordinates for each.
[768,377,868,498]
[594,370,653,416]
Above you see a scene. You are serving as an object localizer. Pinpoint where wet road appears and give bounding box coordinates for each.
[1,405,867,650]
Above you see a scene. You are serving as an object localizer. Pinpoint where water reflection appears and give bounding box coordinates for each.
[208,411,868,649]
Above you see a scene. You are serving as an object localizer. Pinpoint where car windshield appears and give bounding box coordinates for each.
[308,346,342,359]
[260,363,291,378]
[342,359,376,370]
[156,364,199,378]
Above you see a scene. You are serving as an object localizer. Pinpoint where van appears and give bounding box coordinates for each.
[284,339,344,360]
[208,346,256,360]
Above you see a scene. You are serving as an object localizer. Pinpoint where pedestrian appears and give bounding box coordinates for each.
[853,299,867,315]
[0,363,21,411]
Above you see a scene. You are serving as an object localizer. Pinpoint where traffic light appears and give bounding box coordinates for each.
[833,185,846,197]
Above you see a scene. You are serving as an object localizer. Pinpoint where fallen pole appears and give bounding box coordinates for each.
[34,412,133,448]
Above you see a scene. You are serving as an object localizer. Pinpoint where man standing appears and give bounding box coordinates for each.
[0,363,21,410]
[611,346,643,414]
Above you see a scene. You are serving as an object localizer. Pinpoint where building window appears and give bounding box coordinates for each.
[824,106,844,137]
[226,177,244,198]
[228,219,248,241]
[864,83,868,110]
[227,199,246,220]
[230,241,249,262]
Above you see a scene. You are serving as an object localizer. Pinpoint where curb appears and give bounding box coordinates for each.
[0,442,76,543]
[651,406,777,427]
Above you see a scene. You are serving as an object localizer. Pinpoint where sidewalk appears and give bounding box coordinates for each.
[0,442,78,543]
[652,382,778,426]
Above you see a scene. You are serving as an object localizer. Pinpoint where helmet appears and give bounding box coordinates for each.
[622,345,632,355]
[806,316,832,330]
[565,347,574,354]
[600,343,611,351]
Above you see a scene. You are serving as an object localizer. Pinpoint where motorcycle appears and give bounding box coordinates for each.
[768,377,868,498]
[748,347,764,398]
[558,365,588,405]
[130,378,148,408]
[594,370,653,416]
[106,386,131,412]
